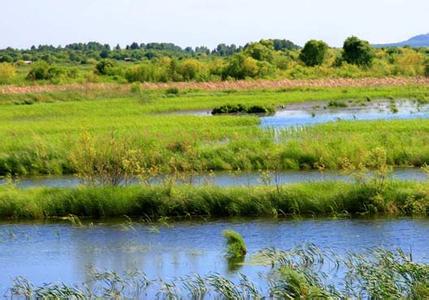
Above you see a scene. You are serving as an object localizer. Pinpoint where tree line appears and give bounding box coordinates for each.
[0,37,428,84]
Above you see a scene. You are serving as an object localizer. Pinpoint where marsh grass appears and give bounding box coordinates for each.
[0,85,429,176]
[0,180,428,220]
[223,229,247,271]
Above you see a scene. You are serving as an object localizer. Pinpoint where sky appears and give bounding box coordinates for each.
[1,0,428,49]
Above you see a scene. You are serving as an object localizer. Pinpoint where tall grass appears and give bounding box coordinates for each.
[0,86,429,176]
[223,229,247,258]
[0,180,427,219]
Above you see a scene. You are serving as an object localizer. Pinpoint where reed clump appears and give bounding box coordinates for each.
[223,229,247,258]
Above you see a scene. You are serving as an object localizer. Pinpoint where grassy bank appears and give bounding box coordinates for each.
[0,181,428,219]
[1,85,429,176]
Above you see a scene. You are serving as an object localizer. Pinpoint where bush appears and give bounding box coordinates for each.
[125,62,170,82]
[26,62,50,80]
[211,104,274,115]
[0,63,16,84]
[26,62,66,81]
[425,61,429,77]
[299,40,329,67]
[342,36,374,67]
[178,59,205,81]
[95,60,116,75]
[165,87,179,95]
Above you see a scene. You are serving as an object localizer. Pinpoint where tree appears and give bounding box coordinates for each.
[244,42,274,62]
[223,54,259,79]
[129,42,140,50]
[99,49,110,59]
[299,40,328,67]
[95,60,115,75]
[342,36,374,67]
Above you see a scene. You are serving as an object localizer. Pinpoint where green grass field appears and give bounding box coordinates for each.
[1,85,429,176]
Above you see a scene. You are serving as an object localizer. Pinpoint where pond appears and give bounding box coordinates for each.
[0,168,427,189]
[261,99,429,128]
[164,99,429,129]
[0,218,428,294]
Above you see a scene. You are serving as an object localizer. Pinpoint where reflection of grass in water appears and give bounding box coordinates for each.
[9,244,429,299]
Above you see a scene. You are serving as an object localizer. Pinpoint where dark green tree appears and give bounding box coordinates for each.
[299,40,329,66]
[95,60,115,75]
[342,36,374,66]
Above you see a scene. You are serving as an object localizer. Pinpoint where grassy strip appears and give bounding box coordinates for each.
[0,181,427,219]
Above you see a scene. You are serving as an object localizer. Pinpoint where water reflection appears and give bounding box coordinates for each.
[261,99,429,128]
[0,168,427,189]
[0,218,428,288]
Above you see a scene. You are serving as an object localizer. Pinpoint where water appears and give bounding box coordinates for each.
[0,168,427,189]
[261,99,429,128]
[167,99,429,129]
[0,218,428,290]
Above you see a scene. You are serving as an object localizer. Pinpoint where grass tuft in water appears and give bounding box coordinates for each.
[223,229,247,259]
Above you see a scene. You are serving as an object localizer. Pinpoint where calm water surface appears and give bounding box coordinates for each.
[0,218,428,289]
[0,168,427,189]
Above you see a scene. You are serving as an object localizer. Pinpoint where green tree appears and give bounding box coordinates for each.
[342,36,374,67]
[223,54,259,79]
[299,40,328,66]
[244,42,274,62]
[95,60,116,75]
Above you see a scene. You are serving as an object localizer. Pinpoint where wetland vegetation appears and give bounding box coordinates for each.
[1,35,429,299]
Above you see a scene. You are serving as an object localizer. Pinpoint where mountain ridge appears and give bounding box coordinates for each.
[373,33,429,48]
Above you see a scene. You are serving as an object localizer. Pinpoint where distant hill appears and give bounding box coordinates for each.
[373,33,429,48]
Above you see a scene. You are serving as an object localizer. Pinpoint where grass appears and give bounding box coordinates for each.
[223,229,247,258]
[0,180,428,219]
[0,85,429,176]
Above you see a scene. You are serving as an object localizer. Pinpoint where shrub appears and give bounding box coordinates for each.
[178,59,205,81]
[299,40,329,67]
[165,87,179,95]
[0,63,16,84]
[342,36,374,67]
[223,54,259,79]
[425,60,429,77]
[211,104,274,115]
[26,62,50,80]
[125,63,169,82]
[95,60,116,75]
[26,63,68,81]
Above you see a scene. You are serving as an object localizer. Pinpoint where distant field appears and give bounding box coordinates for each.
[0,84,428,176]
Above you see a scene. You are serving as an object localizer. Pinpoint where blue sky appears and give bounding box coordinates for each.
[1,0,427,49]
